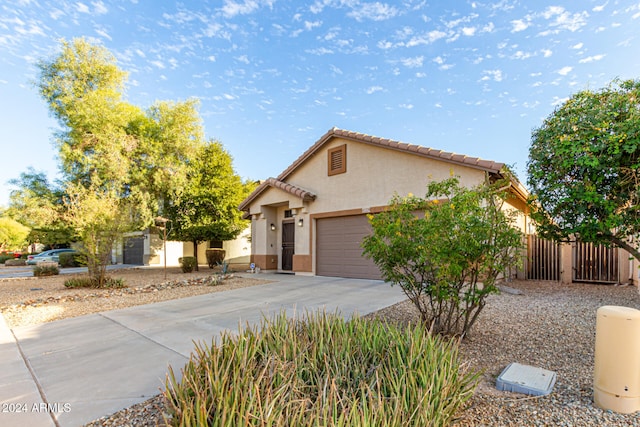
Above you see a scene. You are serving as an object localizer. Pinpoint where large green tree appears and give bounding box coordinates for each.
[527,79,640,260]
[6,168,74,249]
[35,38,204,283]
[164,140,255,270]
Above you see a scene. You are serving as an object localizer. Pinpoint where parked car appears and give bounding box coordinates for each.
[26,249,76,265]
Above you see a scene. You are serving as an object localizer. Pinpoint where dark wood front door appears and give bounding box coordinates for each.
[282,221,295,271]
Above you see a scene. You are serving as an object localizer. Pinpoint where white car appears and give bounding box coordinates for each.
[26,249,76,265]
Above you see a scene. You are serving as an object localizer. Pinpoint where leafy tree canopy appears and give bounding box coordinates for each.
[165,140,256,269]
[527,79,640,260]
[6,168,75,248]
[0,217,30,251]
[26,38,246,282]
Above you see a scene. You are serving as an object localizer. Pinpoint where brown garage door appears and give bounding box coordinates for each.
[316,215,382,280]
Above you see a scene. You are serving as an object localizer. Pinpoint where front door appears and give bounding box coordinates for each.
[282,221,295,271]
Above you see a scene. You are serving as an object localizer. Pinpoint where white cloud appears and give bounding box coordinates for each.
[150,60,165,69]
[76,2,90,13]
[579,54,605,63]
[571,42,584,49]
[348,2,399,22]
[481,69,503,82]
[511,19,529,32]
[512,50,533,60]
[481,22,495,33]
[541,49,552,57]
[366,86,384,94]
[399,103,414,109]
[305,20,322,30]
[557,66,573,76]
[222,0,274,18]
[50,8,64,20]
[462,26,476,36]
[541,6,588,33]
[236,54,250,64]
[551,96,569,106]
[401,56,424,68]
[95,26,111,40]
[433,56,444,65]
[593,3,607,12]
[92,1,108,15]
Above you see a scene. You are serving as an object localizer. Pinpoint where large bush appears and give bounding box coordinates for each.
[179,256,197,273]
[205,248,225,269]
[58,251,87,268]
[164,311,479,426]
[362,177,523,338]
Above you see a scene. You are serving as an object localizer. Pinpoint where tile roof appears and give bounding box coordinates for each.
[277,127,505,181]
[239,127,517,212]
[238,178,316,211]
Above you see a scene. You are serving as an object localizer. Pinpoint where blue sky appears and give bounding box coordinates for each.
[1,0,639,207]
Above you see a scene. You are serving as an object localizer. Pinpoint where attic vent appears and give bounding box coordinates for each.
[328,144,347,176]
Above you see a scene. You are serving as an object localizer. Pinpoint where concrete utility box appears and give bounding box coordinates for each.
[594,305,640,414]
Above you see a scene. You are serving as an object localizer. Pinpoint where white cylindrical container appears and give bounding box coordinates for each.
[594,305,640,414]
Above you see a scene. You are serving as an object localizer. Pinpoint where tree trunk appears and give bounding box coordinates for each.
[611,236,640,263]
[192,240,199,271]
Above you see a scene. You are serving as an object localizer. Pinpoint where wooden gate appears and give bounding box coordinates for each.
[527,235,561,281]
[573,241,618,284]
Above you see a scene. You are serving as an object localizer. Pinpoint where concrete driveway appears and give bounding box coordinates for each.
[0,273,405,427]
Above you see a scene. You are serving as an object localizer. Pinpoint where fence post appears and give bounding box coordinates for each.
[560,241,572,284]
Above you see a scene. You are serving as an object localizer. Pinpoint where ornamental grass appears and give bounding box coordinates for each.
[164,311,479,427]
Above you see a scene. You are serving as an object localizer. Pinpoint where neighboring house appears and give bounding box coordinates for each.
[238,128,530,280]
[116,226,251,267]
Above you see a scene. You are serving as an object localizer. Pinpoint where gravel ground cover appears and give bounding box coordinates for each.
[4,270,640,426]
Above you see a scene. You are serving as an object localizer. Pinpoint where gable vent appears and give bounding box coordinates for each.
[328,144,347,176]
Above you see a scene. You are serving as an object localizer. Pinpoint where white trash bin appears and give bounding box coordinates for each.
[594,305,640,414]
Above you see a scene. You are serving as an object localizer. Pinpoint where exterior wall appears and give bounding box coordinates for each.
[245,136,514,276]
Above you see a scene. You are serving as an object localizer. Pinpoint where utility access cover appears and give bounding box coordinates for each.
[496,362,557,396]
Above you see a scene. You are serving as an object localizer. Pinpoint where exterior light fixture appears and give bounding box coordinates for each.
[270,223,276,231]
[298,218,304,227]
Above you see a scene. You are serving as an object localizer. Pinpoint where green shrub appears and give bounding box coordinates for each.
[0,255,14,264]
[179,256,197,273]
[33,264,60,277]
[58,252,87,268]
[205,249,226,269]
[4,258,26,266]
[164,311,480,427]
[64,276,125,288]
[362,177,523,338]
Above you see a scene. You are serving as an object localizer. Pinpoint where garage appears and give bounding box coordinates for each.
[316,215,383,280]
[123,236,144,265]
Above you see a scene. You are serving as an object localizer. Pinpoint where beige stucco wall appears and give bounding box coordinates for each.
[245,136,525,273]
[286,137,488,214]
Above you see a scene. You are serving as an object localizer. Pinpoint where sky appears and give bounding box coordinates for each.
[1,0,639,207]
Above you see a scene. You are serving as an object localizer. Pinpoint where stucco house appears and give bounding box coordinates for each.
[239,128,530,280]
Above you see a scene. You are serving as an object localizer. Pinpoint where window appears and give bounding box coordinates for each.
[284,209,293,218]
[210,240,223,249]
[328,144,347,176]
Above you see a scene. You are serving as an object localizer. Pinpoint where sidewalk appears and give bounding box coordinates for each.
[0,274,405,426]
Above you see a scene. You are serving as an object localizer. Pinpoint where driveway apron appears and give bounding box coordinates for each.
[0,274,405,427]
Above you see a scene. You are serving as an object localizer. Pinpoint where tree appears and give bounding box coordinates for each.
[62,182,140,285]
[35,38,205,283]
[6,168,74,249]
[164,140,255,270]
[527,79,640,260]
[0,217,30,251]
[362,177,523,338]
